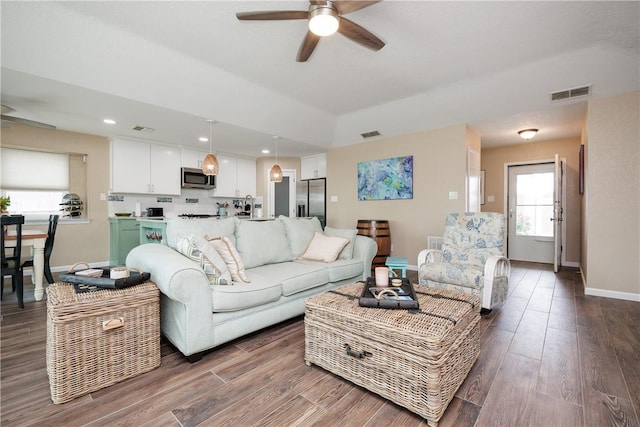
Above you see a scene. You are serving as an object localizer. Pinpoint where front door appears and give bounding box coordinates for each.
[507,162,556,263]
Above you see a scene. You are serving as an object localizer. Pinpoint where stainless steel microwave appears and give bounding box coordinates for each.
[181,167,216,189]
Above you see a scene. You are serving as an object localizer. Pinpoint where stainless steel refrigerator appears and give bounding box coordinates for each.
[296,178,326,228]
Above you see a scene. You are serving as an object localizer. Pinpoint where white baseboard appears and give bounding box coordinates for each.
[584,287,640,302]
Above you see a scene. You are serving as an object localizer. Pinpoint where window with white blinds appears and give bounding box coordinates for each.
[1,148,69,190]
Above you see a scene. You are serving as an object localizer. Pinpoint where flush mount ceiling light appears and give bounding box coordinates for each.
[308,4,339,36]
[202,120,219,176]
[103,118,116,125]
[518,128,538,140]
[269,136,283,183]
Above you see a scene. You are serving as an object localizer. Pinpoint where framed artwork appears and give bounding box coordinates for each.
[357,155,413,200]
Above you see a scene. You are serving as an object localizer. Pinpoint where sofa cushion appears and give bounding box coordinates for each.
[247,262,329,297]
[279,216,323,257]
[299,232,349,263]
[166,217,236,249]
[323,227,358,260]
[295,257,363,282]
[207,236,251,283]
[211,278,282,312]
[419,262,484,289]
[235,218,294,269]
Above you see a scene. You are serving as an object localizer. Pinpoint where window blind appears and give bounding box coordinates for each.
[1,148,69,190]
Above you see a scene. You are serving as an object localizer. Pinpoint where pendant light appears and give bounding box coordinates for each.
[269,136,283,182]
[202,119,219,176]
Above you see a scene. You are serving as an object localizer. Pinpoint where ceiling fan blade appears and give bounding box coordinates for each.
[1,115,56,130]
[236,11,308,20]
[338,17,385,51]
[333,0,382,15]
[297,31,321,62]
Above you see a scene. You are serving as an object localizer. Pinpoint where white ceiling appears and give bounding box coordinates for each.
[1,1,638,158]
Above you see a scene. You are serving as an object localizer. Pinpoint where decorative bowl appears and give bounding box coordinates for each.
[114,212,132,217]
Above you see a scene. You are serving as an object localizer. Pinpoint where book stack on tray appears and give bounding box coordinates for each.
[359,277,420,309]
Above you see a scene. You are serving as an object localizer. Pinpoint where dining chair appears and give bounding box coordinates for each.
[1,215,25,308]
[22,214,59,284]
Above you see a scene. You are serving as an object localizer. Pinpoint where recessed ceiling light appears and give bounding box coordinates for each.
[262,149,270,154]
[103,118,116,125]
[199,137,208,142]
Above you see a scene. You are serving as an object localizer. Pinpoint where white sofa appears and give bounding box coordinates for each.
[126,216,376,361]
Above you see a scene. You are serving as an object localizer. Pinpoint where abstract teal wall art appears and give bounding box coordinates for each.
[357,155,413,200]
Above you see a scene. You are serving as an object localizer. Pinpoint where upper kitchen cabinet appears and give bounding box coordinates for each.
[111,138,181,195]
[301,154,327,179]
[210,155,256,198]
[181,148,209,169]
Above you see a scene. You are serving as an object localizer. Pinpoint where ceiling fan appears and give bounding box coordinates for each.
[1,104,56,130]
[236,0,385,62]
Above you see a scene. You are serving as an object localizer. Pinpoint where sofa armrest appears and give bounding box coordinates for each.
[352,235,377,280]
[127,244,211,306]
[126,244,214,356]
[417,249,443,266]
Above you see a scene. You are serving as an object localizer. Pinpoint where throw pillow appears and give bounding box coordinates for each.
[323,226,358,260]
[207,236,251,283]
[299,232,349,263]
[279,215,323,257]
[175,235,230,286]
[194,236,232,284]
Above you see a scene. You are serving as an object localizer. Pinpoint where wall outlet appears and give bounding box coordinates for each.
[100,193,107,201]
[487,195,495,202]
[449,191,458,200]
[330,195,338,202]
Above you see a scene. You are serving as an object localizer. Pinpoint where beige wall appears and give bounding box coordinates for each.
[326,124,469,266]
[481,137,582,265]
[1,123,111,268]
[585,91,639,297]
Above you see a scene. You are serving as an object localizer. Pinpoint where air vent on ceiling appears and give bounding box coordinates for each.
[361,130,381,138]
[551,85,591,101]
[132,125,154,132]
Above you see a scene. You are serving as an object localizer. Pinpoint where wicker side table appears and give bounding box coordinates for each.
[305,282,480,427]
[46,282,160,404]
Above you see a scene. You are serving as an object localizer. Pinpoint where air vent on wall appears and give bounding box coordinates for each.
[132,125,155,132]
[551,85,591,101]
[361,130,381,138]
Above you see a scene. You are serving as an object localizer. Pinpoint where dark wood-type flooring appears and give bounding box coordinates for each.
[2,262,639,426]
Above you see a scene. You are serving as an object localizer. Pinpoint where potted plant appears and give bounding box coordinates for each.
[0,196,10,214]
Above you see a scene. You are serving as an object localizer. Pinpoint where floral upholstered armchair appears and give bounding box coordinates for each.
[418,212,511,311]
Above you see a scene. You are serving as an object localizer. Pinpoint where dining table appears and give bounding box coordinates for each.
[5,229,48,301]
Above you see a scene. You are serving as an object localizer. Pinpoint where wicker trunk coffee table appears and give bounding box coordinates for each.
[304,282,480,427]
[46,281,161,404]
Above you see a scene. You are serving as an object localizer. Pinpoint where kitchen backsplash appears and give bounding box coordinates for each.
[108,188,262,217]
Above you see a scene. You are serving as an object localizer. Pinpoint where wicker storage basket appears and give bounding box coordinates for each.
[305,282,480,427]
[46,282,160,404]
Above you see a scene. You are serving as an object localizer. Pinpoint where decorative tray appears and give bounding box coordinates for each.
[60,262,150,292]
[359,277,419,309]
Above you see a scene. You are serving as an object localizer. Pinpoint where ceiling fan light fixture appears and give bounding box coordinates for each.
[309,6,339,36]
[518,128,538,140]
[202,120,219,176]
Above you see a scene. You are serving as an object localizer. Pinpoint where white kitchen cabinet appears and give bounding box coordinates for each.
[301,154,327,179]
[209,155,256,198]
[111,138,181,195]
[236,157,256,197]
[181,148,209,169]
